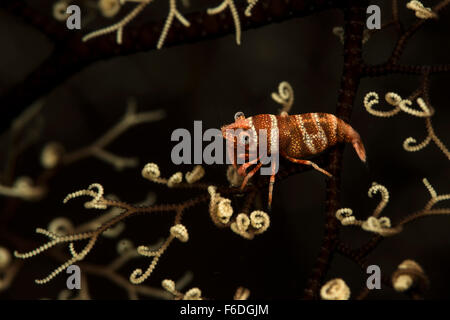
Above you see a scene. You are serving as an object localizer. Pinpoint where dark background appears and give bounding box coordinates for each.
[0,0,449,299]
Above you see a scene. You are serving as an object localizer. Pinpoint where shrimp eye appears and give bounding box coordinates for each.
[239,131,250,144]
[234,111,245,121]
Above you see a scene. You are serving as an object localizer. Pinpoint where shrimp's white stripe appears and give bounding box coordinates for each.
[247,117,258,146]
[269,115,279,153]
[312,113,328,148]
[295,115,316,153]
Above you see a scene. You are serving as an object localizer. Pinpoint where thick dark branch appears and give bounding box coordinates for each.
[0,0,341,133]
[302,0,366,300]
